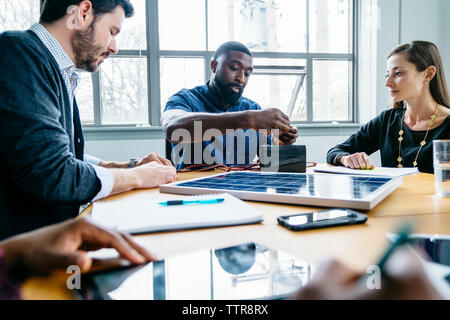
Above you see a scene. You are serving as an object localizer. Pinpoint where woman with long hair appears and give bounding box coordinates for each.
[327,41,450,173]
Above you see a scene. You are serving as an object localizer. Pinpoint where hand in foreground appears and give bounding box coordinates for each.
[0,218,156,277]
[136,152,173,167]
[133,161,177,189]
[292,246,442,300]
[340,152,375,170]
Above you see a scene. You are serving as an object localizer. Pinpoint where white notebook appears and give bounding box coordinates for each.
[313,164,418,177]
[90,193,263,234]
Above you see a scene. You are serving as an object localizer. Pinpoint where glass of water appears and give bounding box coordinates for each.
[433,140,450,197]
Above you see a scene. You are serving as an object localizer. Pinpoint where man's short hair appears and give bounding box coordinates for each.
[40,0,134,24]
[213,41,253,61]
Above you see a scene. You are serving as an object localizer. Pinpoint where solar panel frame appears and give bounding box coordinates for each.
[159,171,403,210]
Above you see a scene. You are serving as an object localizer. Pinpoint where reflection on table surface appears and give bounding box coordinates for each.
[81,242,314,300]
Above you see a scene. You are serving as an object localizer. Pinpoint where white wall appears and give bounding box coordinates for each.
[85,139,165,162]
[375,0,450,113]
[400,0,449,70]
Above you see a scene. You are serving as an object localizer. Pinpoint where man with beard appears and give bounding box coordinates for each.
[0,0,176,240]
[161,41,298,170]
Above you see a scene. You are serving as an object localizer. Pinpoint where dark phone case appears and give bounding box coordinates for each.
[277,210,367,231]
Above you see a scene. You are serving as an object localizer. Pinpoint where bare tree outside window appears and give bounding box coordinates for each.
[101,57,149,125]
[96,0,148,125]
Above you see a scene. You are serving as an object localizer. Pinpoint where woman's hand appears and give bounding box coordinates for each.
[339,152,375,170]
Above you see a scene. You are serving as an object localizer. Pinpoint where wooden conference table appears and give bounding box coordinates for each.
[22,169,450,299]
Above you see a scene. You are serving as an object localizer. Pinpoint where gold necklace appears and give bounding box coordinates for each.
[397,104,438,168]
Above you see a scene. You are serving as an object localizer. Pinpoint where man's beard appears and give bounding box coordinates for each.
[71,22,108,72]
[213,73,244,105]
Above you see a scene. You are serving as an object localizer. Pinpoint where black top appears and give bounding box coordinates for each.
[0,30,101,240]
[327,108,450,173]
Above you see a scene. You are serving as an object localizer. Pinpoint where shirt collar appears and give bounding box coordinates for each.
[204,80,242,110]
[29,23,75,73]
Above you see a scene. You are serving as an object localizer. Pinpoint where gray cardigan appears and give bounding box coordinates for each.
[0,30,101,240]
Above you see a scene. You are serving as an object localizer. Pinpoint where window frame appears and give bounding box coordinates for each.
[45,0,359,132]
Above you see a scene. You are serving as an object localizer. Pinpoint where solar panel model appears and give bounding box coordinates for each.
[159,171,402,210]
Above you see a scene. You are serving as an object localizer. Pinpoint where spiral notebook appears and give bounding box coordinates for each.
[313,164,418,177]
[90,193,263,234]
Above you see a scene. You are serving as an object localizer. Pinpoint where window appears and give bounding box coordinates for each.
[149,0,354,126]
[100,57,149,125]
[2,0,355,127]
[245,59,308,121]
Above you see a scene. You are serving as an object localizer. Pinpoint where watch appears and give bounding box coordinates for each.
[128,158,138,168]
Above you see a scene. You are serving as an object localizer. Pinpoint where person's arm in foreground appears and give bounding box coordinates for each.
[292,246,442,300]
[0,218,156,299]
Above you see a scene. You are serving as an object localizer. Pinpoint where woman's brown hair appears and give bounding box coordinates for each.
[388,41,450,110]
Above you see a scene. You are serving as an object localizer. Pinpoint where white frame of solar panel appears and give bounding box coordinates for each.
[159,172,403,210]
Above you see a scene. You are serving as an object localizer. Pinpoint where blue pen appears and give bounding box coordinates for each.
[158,198,225,206]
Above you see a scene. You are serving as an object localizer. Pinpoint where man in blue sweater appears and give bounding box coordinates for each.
[0,0,176,240]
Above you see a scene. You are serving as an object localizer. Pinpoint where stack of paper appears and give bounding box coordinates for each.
[313,164,419,177]
[90,193,263,234]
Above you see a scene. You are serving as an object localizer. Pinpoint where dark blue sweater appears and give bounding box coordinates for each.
[0,30,101,240]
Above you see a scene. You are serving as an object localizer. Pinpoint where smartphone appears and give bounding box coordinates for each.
[277,208,367,231]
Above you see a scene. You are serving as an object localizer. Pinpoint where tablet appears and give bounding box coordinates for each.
[76,242,314,300]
